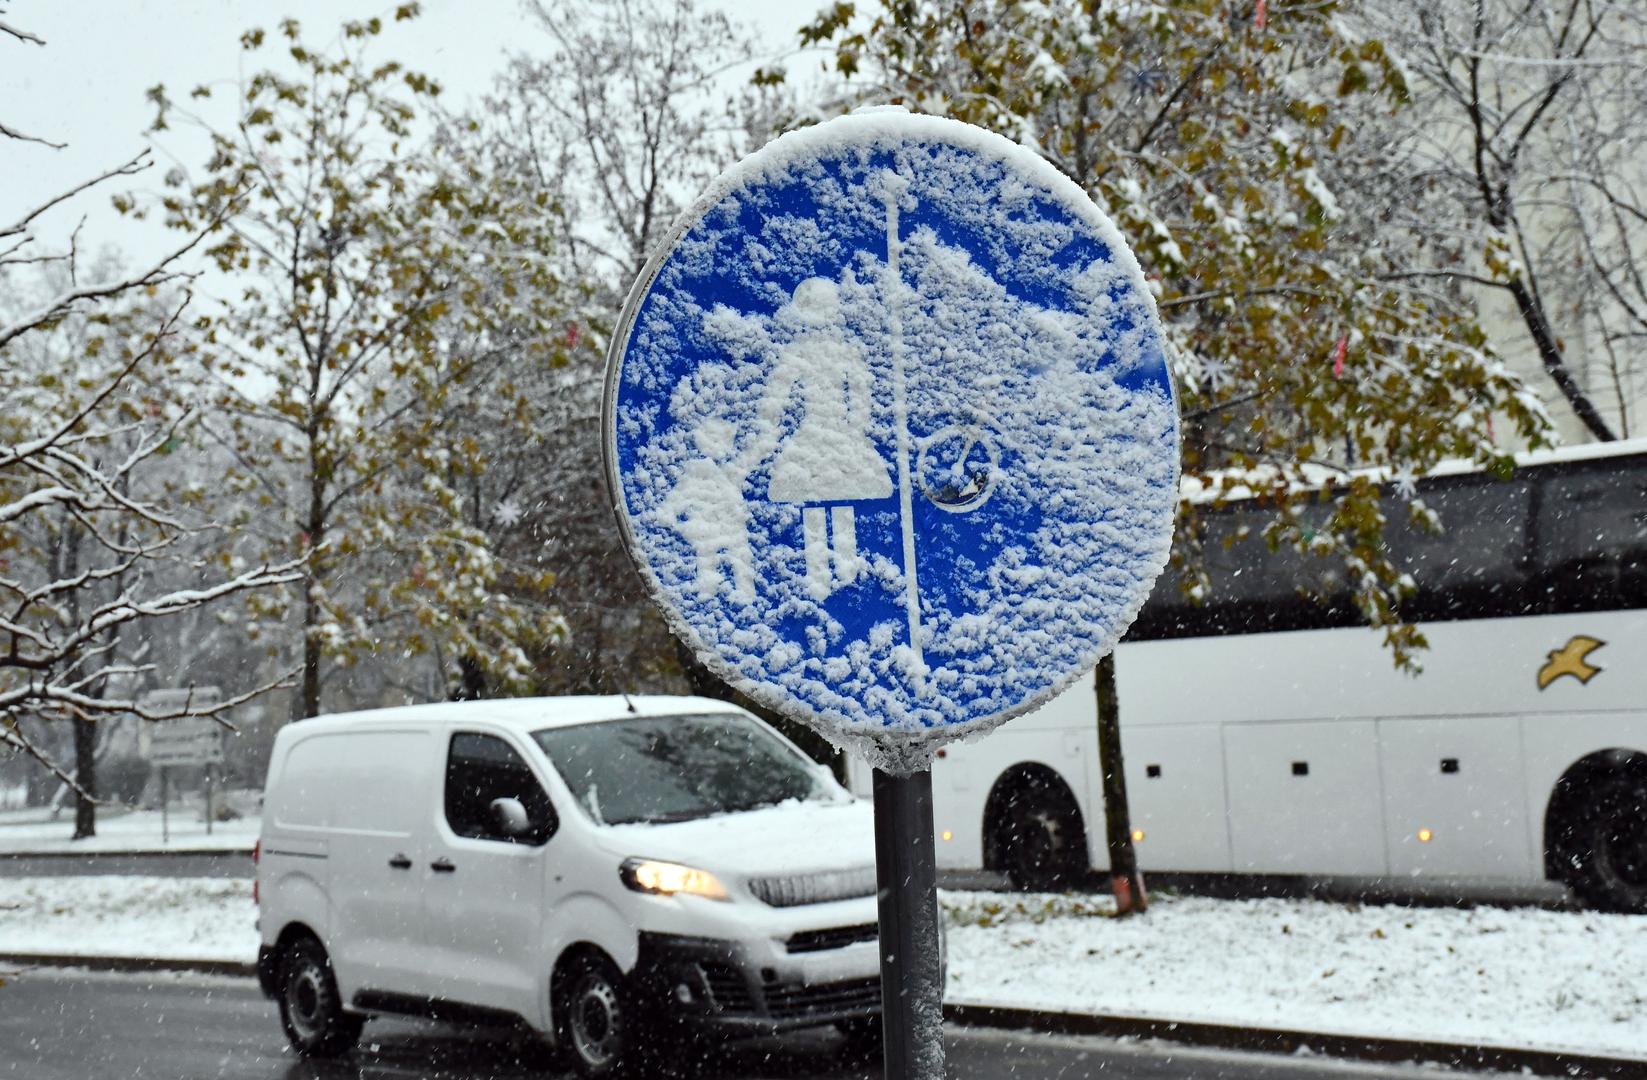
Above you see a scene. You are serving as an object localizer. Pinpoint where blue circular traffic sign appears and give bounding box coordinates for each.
[605,110,1178,771]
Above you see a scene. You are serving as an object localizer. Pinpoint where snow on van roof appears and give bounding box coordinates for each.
[301,695,745,733]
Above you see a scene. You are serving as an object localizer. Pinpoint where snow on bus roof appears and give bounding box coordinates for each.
[1181,435,1647,505]
[302,695,746,733]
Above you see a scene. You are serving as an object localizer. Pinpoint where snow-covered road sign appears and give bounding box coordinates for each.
[604,109,1178,771]
[138,688,226,766]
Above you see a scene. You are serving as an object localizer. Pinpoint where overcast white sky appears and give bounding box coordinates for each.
[2,0,820,273]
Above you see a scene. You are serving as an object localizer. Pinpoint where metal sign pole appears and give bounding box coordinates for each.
[160,766,170,845]
[872,767,944,1078]
[205,762,214,836]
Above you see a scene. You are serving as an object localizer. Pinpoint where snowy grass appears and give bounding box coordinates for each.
[0,807,259,854]
[0,876,255,961]
[1,876,1641,1058]
[941,889,1647,1058]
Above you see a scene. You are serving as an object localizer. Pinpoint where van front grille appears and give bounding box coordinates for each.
[699,961,754,1013]
[747,866,876,907]
[764,978,881,1020]
[786,923,878,953]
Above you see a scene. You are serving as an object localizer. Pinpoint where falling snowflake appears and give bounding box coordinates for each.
[1392,471,1418,501]
[1129,65,1167,100]
[1200,356,1234,392]
[494,498,524,527]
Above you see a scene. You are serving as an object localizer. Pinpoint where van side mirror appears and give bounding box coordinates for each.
[489,796,531,838]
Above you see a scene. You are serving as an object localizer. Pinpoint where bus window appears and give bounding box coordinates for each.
[1391,475,1533,621]
[1533,459,1647,613]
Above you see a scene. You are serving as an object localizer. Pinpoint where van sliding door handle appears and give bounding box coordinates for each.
[387,854,413,870]
[430,858,456,873]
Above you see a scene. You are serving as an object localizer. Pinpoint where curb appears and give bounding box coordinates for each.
[4,954,1637,1078]
[0,848,252,859]
[0,953,256,978]
[945,1003,1645,1079]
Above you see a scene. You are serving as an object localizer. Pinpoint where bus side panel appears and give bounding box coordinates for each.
[930,741,986,870]
[967,726,1096,872]
[1122,724,1232,872]
[919,674,1099,872]
[1224,720,1387,875]
[1378,716,1534,880]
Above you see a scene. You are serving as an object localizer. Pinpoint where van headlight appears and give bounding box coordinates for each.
[620,858,729,901]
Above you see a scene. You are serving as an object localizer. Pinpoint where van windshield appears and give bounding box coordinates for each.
[531,712,841,826]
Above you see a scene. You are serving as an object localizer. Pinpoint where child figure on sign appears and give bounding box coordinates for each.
[658,417,756,601]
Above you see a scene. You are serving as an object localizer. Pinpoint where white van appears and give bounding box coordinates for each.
[255,696,882,1076]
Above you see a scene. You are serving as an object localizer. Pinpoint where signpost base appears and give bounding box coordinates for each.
[872,767,945,1079]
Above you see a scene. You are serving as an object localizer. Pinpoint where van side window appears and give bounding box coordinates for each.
[444,733,557,845]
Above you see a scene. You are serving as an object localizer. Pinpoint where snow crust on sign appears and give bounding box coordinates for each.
[608,111,1178,772]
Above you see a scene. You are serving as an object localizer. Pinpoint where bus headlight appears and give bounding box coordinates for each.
[620,858,729,900]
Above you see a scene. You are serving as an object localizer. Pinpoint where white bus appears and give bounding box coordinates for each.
[846,438,1647,912]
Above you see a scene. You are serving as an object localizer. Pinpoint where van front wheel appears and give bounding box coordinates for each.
[277,937,363,1057]
[557,955,640,1078]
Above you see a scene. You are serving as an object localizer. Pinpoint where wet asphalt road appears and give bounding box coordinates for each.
[0,969,1514,1080]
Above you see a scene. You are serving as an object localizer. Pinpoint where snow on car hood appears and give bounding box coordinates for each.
[597,797,874,881]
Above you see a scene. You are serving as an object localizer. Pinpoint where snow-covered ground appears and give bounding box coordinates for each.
[1,877,1640,1058]
[0,807,259,854]
[942,890,1646,1058]
[0,876,254,961]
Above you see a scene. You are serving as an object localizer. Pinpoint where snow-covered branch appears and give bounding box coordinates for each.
[1,303,306,794]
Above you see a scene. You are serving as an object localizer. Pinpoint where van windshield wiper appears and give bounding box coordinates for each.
[635,808,713,824]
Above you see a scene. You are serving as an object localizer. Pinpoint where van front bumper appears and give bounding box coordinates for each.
[633,930,881,1034]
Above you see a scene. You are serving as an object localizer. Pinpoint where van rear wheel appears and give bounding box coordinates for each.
[556,955,642,1078]
[277,937,363,1057]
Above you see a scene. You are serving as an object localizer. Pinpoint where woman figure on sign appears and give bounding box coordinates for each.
[743,277,891,600]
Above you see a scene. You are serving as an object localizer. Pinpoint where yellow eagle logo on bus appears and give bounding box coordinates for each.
[1536,635,1605,690]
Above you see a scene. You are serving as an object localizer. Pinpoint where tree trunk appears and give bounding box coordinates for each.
[299,577,322,720]
[72,716,96,840]
[1095,651,1147,915]
[452,655,488,701]
[1505,276,1617,442]
[296,438,327,720]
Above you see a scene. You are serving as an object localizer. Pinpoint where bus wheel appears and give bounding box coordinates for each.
[1002,793,1081,891]
[1566,772,1647,914]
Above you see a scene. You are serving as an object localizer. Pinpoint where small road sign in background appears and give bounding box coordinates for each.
[138,688,225,767]
[137,687,226,841]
